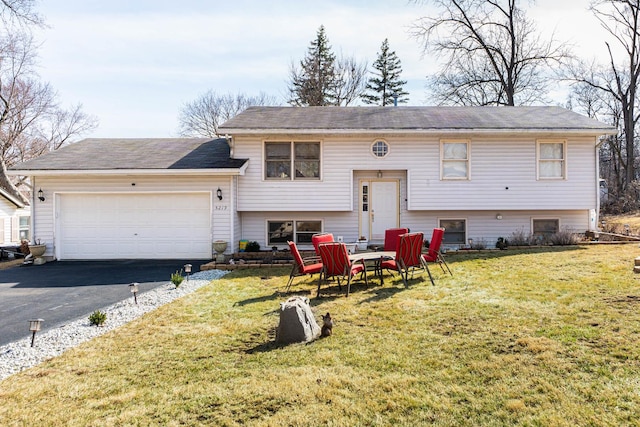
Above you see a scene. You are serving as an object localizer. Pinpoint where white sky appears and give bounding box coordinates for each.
[33,0,609,138]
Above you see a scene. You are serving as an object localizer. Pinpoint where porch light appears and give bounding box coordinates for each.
[496,213,503,220]
[184,264,192,281]
[29,318,43,347]
[129,282,139,304]
[216,188,223,200]
[37,188,45,202]
[377,170,383,178]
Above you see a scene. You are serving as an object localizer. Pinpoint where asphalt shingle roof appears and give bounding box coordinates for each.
[11,138,247,171]
[219,106,616,133]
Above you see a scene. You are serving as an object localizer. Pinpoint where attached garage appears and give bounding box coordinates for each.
[9,138,248,261]
[57,193,212,260]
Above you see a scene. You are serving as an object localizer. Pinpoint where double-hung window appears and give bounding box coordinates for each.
[538,140,566,179]
[18,216,29,241]
[439,219,466,246]
[441,140,469,180]
[267,220,322,245]
[265,141,320,180]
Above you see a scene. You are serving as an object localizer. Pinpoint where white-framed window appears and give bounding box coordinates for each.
[537,140,566,179]
[532,218,559,241]
[441,140,469,180]
[18,216,29,241]
[267,220,322,246]
[265,141,320,180]
[439,219,466,246]
[371,140,389,158]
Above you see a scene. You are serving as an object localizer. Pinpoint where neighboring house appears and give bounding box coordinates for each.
[0,186,30,246]
[9,107,615,261]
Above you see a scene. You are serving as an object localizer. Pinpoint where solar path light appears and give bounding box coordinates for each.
[184,264,192,281]
[129,282,139,304]
[29,319,43,347]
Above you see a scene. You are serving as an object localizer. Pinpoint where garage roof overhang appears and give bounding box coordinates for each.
[7,163,249,177]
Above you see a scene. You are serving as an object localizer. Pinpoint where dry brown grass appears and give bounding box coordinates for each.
[1,244,640,426]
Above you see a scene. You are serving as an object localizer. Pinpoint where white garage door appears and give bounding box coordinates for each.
[57,193,212,260]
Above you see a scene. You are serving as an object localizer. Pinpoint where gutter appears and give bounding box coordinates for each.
[7,165,249,177]
[220,128,618,136]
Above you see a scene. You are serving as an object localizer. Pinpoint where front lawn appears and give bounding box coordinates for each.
[1,245,639,426]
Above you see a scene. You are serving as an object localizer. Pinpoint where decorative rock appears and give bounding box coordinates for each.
[276,296,320,344]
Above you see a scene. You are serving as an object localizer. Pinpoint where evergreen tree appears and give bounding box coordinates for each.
[362,39,409,105]
[288,25,338,106]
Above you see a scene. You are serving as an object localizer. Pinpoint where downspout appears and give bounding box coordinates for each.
[594,136,606,230]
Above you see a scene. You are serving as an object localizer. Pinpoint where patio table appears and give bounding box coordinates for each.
[349,251,395,285]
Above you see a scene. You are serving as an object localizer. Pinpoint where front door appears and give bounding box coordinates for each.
[360,180,399,242]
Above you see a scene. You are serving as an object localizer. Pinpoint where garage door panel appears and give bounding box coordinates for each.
[58,193,212,260]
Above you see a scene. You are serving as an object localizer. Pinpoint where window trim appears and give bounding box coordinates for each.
[440,139,470,180]
[536,139,567,180]
[263,140,322,181]
[438,218,467,247]
[531,217,560,239]
[266,219,323,247]
[371,139,390,158]
[18,215,30,242]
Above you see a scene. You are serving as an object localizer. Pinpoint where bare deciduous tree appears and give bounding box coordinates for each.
[333,54,368,106]
[411,0,570,106]
[178,91,279,138]
[566,0,640,207]
[0,0,43,27]
[0,32,97,203]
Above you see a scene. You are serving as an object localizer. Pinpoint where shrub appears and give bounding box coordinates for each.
[496,237,508,250]
[549,229,580,246]
[246,241,261,252]
[88,310,107,327]
[469,238,487,250]
[509,229,534,246]
[171,270,184,288]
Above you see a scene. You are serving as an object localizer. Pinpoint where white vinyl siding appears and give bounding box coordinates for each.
[236,135,598,212]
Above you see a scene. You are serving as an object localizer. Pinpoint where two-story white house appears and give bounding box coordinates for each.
[9,106,615,261]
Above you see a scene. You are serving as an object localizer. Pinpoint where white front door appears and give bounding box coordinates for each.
[360,180,399,242]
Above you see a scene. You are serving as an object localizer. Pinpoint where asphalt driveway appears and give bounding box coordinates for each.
[0,260,207,346]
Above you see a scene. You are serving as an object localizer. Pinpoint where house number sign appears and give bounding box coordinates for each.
[215,205,228,211]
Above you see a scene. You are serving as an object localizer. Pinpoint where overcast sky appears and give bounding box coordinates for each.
[33,0,606,138]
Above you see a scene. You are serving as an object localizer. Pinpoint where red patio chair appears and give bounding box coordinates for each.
[384,227,409,252]
[421,228,452,285]
[285,241,323,292]
[317,242,367,297]
[380,232,428,286]
[311,233,334,255]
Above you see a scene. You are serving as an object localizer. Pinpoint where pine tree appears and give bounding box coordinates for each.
[288,25,338,106]
[362,39,409,106]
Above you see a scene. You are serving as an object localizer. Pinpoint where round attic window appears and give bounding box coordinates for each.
[372,140,389,158]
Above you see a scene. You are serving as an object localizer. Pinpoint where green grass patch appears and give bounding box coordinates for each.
[1,245,640,426]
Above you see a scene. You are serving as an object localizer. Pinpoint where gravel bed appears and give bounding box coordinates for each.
[0,269,229,382]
